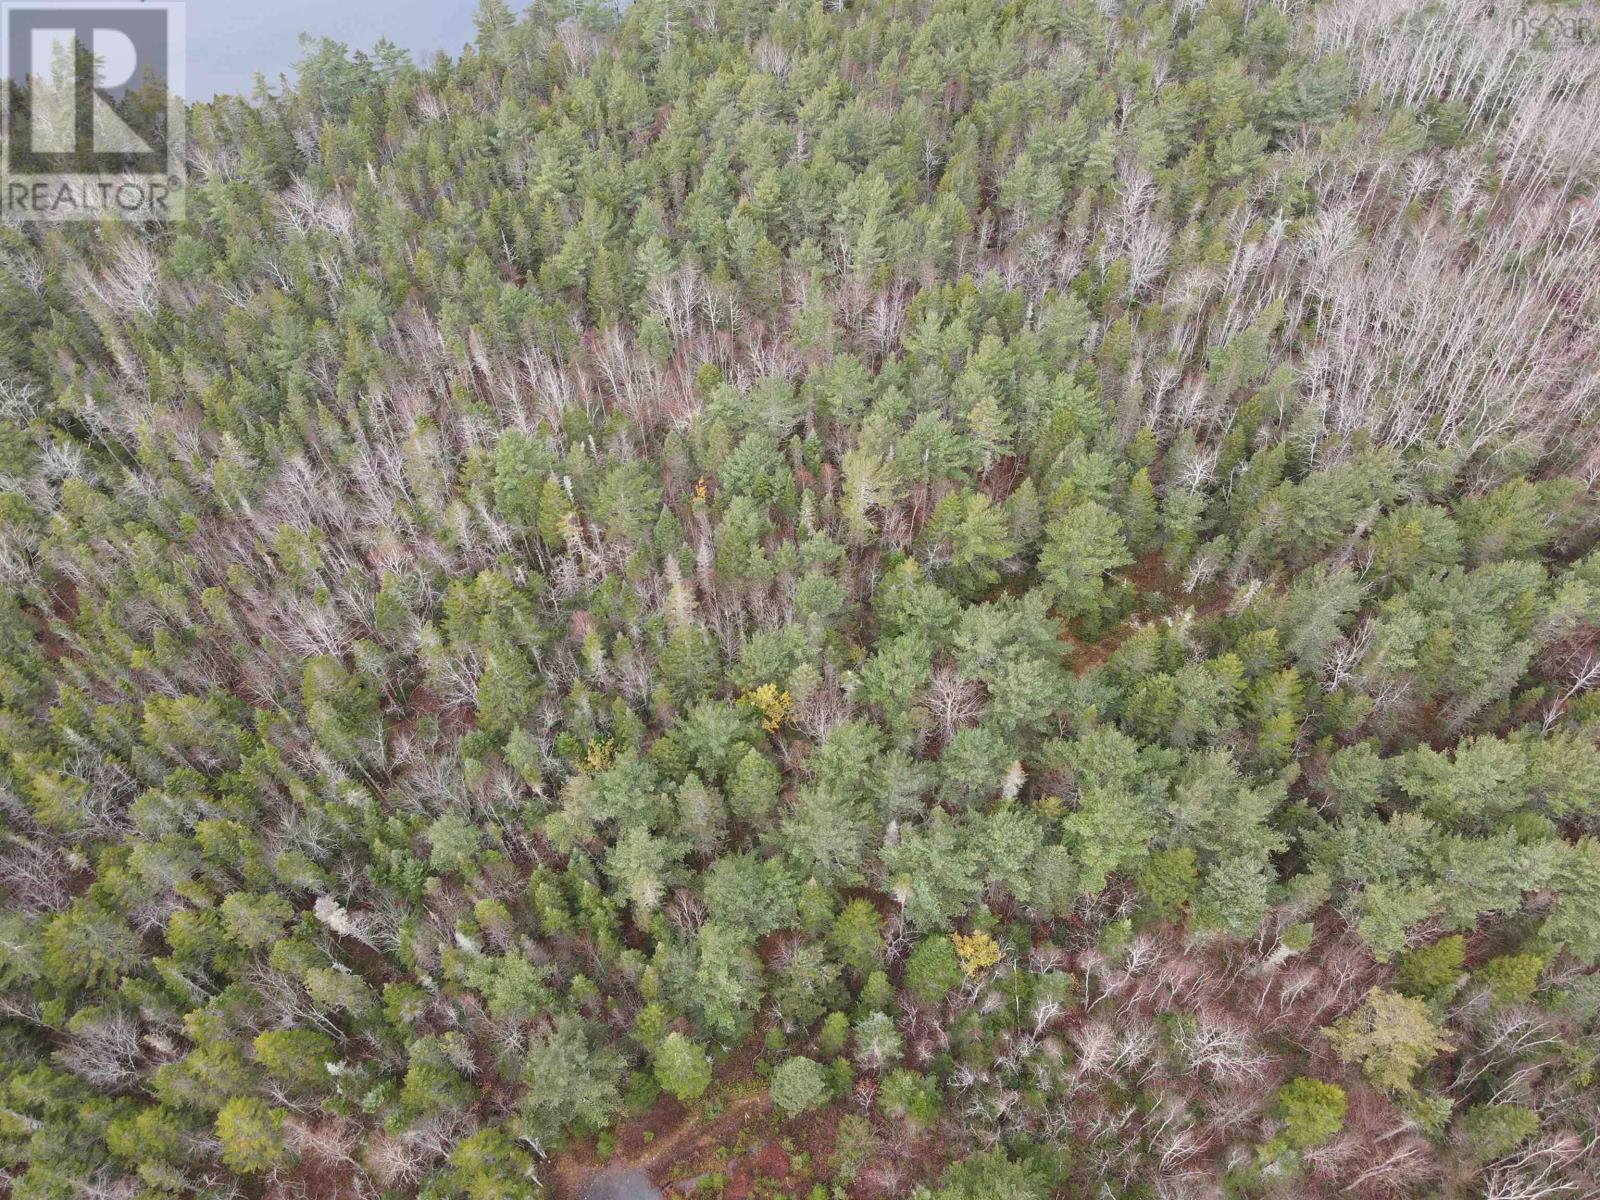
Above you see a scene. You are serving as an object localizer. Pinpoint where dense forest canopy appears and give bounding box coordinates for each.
[2,0,1600,1198]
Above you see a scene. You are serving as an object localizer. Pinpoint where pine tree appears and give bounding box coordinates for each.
[1123,467,1159,553]
[654,1032,712,1103]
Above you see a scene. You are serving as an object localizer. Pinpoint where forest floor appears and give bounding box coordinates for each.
[1058,551,1234,675]
[545,1038,931,1200]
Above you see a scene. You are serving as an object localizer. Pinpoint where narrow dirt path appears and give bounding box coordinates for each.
[546,1093,771,1200]
[637,1093,768,1173]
